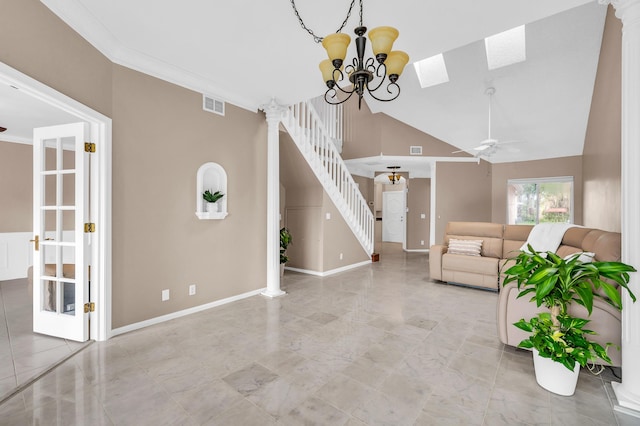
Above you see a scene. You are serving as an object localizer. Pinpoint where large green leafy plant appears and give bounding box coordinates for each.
[503,245,636,370]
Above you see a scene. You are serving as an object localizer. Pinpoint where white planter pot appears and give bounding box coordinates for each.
[206,202,219,213]
[532,349,580,396]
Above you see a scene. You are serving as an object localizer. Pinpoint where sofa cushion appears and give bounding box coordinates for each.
[583,230,621,262]
[442,253,499,276]
[561,227,593,248]
[502,225,533,258]
[447,238,482,256]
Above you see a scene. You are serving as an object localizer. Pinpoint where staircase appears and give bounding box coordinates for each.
[281,100,374,255]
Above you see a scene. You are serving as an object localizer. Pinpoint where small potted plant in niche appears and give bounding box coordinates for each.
[503,246,636,396]
[280,227,292,276]
[203,189,224,213]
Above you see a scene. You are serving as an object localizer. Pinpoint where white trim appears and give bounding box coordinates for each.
[0,61,112,342]
[0,135,32,145]
[110,288,265,337]
[430,163,437,247]
[404,249,430,253]
[285,260,371,277]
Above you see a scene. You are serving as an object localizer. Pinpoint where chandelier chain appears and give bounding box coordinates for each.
[289,0,360,43]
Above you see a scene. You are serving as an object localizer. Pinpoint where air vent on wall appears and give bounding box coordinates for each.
[410,146,422,155]
[203,94,225,116]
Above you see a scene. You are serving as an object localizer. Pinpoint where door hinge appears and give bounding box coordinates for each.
[84,223,96,233]
[84,302,95,313]
[84,142,96,153]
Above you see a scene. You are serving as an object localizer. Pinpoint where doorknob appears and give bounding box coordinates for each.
[30,235,39,251]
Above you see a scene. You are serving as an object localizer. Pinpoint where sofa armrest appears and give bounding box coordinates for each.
[429,244,447,281]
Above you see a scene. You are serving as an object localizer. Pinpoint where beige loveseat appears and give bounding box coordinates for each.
[430,221,624,366]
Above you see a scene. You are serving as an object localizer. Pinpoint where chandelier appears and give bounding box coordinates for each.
[290,0,410,109]
[387,166,401,184]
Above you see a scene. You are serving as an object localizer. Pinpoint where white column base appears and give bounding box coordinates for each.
[261,288,286,298]
[613,381,640,418]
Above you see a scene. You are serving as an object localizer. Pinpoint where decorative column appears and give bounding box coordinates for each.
[600,0,640,416]
[260,99,286,298]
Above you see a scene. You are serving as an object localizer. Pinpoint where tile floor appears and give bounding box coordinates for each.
[0,278,88,399]
[0,244,638,425]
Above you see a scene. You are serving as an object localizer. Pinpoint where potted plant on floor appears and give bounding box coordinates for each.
[280,227,292,276]
[503,246,636,396]
[203,189,224,213]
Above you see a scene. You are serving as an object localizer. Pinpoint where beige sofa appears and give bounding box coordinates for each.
[430,221,624,366]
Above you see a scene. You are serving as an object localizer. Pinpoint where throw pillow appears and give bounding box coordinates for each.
[448,238,483,256]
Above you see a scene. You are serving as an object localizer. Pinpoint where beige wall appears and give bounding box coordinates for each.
[322,192,370,271]
[281,132,368,272]
[583,6,622,232]
[0,141,32,232]
[110,65,267,327]
[0,0,112,117]
[406,178,430,250]
[2,0,269,328]
[342,99,466,160]
[435,161,492,244]
[284,187,323,271]
[491,156,583,225]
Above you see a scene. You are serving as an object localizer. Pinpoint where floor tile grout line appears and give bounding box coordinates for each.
[0,281,19,393]
[0,339,94,406]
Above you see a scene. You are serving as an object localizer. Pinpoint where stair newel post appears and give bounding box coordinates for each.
[260,99,287,298]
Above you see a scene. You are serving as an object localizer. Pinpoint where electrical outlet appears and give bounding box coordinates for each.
[421,240,425,246]
[420,213,426,219]
[162,289,170,301]
[189,284,196,296]
[339,253,343,260]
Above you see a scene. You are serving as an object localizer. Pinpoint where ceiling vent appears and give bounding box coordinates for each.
[410,146,423,155]
[203,95,225,116]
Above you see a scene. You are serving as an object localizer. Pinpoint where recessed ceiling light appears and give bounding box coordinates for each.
[485,25,526,70]
[413,53,449,89]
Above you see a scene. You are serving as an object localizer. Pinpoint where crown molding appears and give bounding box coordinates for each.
[40,0,259,112]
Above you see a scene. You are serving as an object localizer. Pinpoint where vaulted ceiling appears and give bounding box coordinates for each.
[13,1,609,164]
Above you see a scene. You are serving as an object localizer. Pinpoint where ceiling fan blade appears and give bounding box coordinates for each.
[474,144,492,151]
[451,149,467,154]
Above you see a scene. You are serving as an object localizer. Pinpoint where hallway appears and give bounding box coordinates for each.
[0,248,635,425]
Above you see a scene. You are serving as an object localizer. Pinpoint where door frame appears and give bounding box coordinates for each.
[0,61,112,341]
[382,189,407,249]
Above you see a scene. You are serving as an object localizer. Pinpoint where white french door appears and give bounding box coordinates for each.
[32,122,90,342]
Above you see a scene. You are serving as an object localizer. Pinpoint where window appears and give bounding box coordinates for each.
[507,177,573,225]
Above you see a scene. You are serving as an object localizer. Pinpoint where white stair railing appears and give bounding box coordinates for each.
[309,97,343,153]
[281,100,374,255]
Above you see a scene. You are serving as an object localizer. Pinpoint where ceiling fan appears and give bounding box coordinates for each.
[453,87,519,157]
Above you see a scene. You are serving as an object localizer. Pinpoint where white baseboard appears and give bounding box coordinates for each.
[110,288,265,338]
[285,259,371,277]
[404,248,430,253]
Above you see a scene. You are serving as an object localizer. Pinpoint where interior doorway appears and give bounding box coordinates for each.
[0,61,112,399]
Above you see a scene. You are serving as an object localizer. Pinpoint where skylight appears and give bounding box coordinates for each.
[484,25,526,70]
[413,53,449,89]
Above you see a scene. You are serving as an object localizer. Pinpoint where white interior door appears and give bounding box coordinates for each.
[382,190,405,243]
[32,122,89,342]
